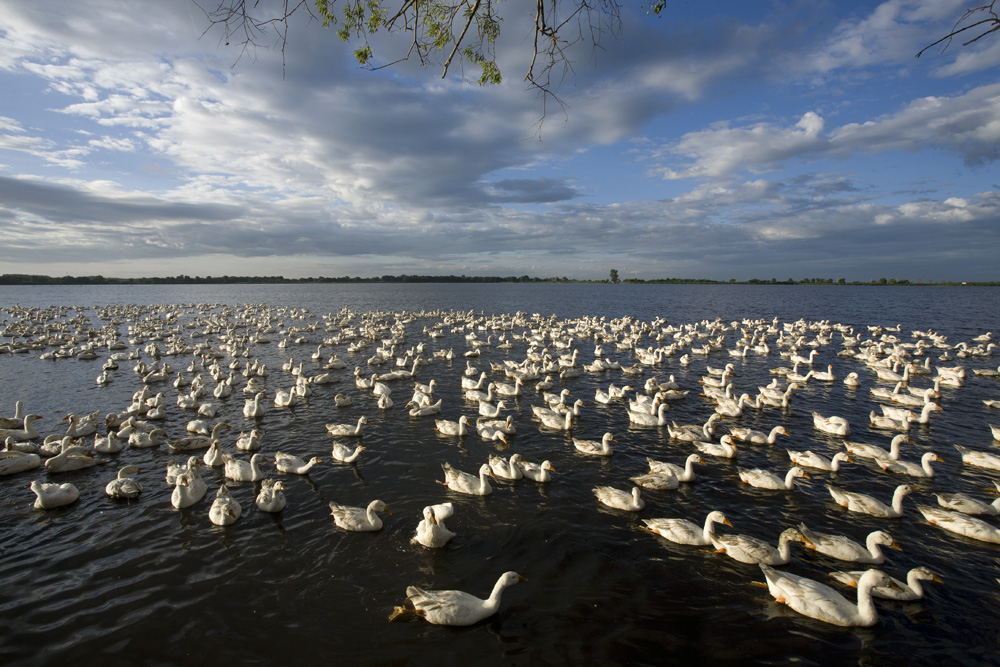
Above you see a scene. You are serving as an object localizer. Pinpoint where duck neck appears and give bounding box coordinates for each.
[856,574,882,626]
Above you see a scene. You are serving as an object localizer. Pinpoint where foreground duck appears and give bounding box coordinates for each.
[388,571,526,626]
[760,564,898,627]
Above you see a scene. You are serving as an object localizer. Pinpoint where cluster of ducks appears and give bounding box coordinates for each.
[1,303,998,628]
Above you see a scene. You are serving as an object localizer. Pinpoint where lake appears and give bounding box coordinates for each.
[1,283,999,666]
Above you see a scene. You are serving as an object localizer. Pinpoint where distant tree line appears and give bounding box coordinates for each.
[0,273,996,286]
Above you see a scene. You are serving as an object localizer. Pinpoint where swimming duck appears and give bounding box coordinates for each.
[573,432,616,456]
[235,428,263,452]
[738,466,809,491]
[171,462,208,509]
[326,416,369,437]
[695,434,738,459]
[329,498,390,531]
[917,504,1000,544]
[954,445,1000,471]
[797,524,898,563]
[128,428,166,449]
[388,571,526,626]
[875,451,942,477]
[168,422,232,452]
[165,456,202,485]
[593,485,645,511]
[408,399,442,417]
[274,452,323,474]
[438,462,493,496]
[828,484,912,518]
[626,403,671,427]
[435,415,472,436]
[412,503,456,548]
[209,484,242,525]
[787,450,851,472]
[934,483,1000,515]
[641,510,731,545]
[812,412,850,437]
[105,465,143,499]
[333,393,354,407]
[711,527,805,565]
[629,469,679,490]
[760,564,897,627]
[0,414,43,441]
[646,454,703,482]
[243,392,267,418]
[518,457,555,482]
[844,434,910,461]
[223,452,268,482]
[729,425,789,446]
[0,449,42,476]
[255,479,287,513]
[44,444,98,473]
[828,566,941,601]
[30,480,80,509]
[488,453,525,480]
[331,442,366,463]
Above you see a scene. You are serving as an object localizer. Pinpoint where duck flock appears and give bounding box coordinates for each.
[1,301,999,648]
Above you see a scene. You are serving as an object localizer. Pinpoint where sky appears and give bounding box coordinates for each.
[0,0,998,282]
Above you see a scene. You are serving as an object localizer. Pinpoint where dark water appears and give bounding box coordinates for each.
[1,284,999,666]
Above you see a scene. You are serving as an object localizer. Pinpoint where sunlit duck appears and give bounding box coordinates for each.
[0,400,25,430]
[334,393,354,407]
[203,440,225,467]
[844,433,910,461]
[537,409,574,431]
[788,450,851,472]
[435,415,472,436]
[594,485,645,511]
[843,372,860,387]
[273,386,298,408]
[464,383,497,402]
[274,452,323,474]
[488,453,524,480]
[641,510,731,545]
[869,402,941,430]
[412,502,456,548]
[326,415,369,437]
[329,498,390,531]
[738,466,809,491]
[695,434,738,459]
[128,428,166,449]
[331,442,366,463]
[243,392,267,419]
[44,444,97,473]
[573,432,615,456]
[0,414,43,441]
[711,527,805,565]
[797,524,897,563]
[728,425,788,445]
[519,457,555,482]
[408,399,442,417]
[235,428,263,452]
[812,412,850,437]
[828,483,912,518]
[166,455,202,485]
[629,469,678,490]
[105,465,143,499]
[461,371,489,390]
[223,452,268,482]
[917,504,1000,544]
[171,467,208,509]
[875,451,942,477]
[828,566,941,601]
[209,484,242,525]
[934,482,1000,515]
[954,444,1000,471]
[495,378,523,397]
[627,403,670,427]
[760,564,897,627]
[255,479,287,513]
[30,480,80,509]
[169,422,232,452]
[667,414,721,442]
[890,386,939,407]
[438,462,493,496]
[0,449,41,476]
[478,400,505,418]
[811,365,836,382]
[646,453,703,482]
[388,571,525,626]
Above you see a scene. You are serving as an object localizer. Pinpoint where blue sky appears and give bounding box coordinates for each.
[0,0,997,281]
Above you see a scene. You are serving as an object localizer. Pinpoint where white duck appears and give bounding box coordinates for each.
[646,453,703,483]
[954,445,1000,471]
[0,450,41,476]
[626,403,671,427]
[594,485,645,511]
[105,465,142,499]
[797,525,898,563]
[243,392,267,418]
[331,442,366,463]
[44,444,98,473]
[435,415,472,436]
[329,498,390,531]
[738,466,809,491]
[439,462,493,496]
[274,452,323,474]
[326,415,369,437]
[518,457,555,483]
[760,564,897,627]
[934,483,1000,515]
[875,451,942,478]
[844,434,911,461]
[829,566,941,601]
[412,502,456,548]
[711,527,804,565]
[641,510,731,545]
[166,455,202,485]
[488,453,525,480]
[30,480,80,509]
[695,434,738,459]
[0,414,43,441]
[388,571,526,626]
[209,484,242,525]
[408,399,442,417]
[917,504,1000,544]
[223,452,268,482]
[787,450,851,472]
[573,432,616,456]
[828,484,912,518]
[629,469,679,490]
[255,479,287,513]
[729,425,789,446]
[171,463,208,509]
[812,412,850,437]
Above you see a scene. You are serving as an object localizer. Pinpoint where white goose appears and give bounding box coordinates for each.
[954,445,1000,471]
[728,425,788,446]
[828,484,912,518]
[435,415,472,436]
[518,457,555,482]
[243,392,267,418]
[627,403,671,427]
[934,483,1000,515]
[388,571,526,626]
[488,453,524,480]
[641,510,731,545]
[695,434,738,459]
[329,498,391,531]
[760,564,897,627]
[331,442,366,463]
[255,479,287,513]
[223,452,268,482]
[812,412,850,437]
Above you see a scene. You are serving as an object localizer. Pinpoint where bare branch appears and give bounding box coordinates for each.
[917,0,999,57]
[442,0,482,78]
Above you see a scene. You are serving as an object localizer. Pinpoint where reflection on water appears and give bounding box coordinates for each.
[0,284,998,666]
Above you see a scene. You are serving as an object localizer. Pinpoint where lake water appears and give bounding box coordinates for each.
[1,284,999,666]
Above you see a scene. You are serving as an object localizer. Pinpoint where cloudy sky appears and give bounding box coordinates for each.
[1,0,997,281]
